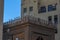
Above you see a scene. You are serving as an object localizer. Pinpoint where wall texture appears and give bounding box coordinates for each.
[0,0,4,40]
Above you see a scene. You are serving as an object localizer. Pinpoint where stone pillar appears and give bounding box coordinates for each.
[0,0,4,40]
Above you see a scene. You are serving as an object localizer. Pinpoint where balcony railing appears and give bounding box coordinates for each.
[3,15,57,29]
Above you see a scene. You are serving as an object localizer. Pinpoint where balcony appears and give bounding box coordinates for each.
[4,15,57,30]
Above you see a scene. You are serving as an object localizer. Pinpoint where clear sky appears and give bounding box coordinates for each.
[4,0,21,22]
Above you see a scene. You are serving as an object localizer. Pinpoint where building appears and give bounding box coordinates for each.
[0,0,4,40]
[3,16,57,40]
[21,0,60,40]
[3,0,58,40]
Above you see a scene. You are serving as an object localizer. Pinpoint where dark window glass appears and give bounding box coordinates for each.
[48,16,52,21]
[38,6,46,13]
[23,8,27,13]
[48,5,56,11]
[36,36,43,40]
[29,7,33,11]
[54,15,58,24]
[41,37,43,40]
[48,16,52,22]
[48,5,53,11]
[52,5,56,10]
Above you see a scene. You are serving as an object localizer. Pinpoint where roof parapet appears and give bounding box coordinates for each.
[3,15,57,29]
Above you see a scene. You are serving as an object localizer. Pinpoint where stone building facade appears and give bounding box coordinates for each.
[3,0,59,40]
[21,0,60,40]
[3,16,57,40]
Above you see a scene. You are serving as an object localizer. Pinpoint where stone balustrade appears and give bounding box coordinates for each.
[3,16,57,29]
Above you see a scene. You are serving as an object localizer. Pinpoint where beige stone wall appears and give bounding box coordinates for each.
[21,0,58,17]
[21,0,60,40]
[0,0,4,40]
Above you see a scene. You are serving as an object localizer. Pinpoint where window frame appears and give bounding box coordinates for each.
[54,15,58,24]
[29,6,33,12]
[48,4,56,12]
[38,6,46,13]
[23,8,27,13]
[48,16,52,24]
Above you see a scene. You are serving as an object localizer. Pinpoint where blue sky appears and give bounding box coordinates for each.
[4,0,21,22]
